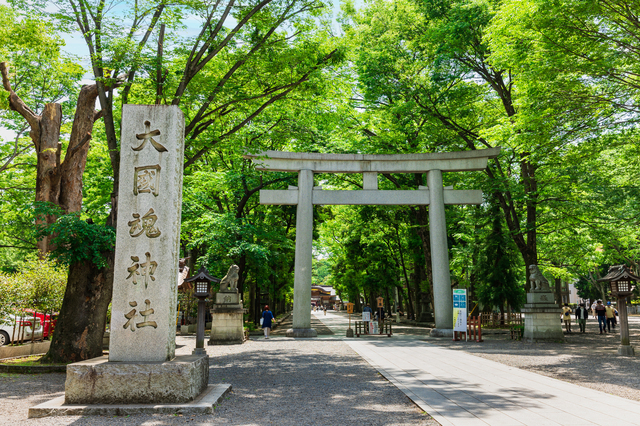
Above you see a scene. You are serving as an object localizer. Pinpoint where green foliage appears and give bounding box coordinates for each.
[475,201,525,312]
[31,202,115,268]
[0,257,67,322]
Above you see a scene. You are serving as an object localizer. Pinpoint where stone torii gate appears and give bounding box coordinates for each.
[244,148,500,337]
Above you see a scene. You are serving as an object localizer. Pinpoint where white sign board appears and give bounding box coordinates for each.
[362,311,371,322]
[369,321,378,335]
[453,289,467,333]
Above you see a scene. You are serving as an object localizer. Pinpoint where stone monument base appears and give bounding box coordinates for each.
[522,292,564,342]
[209,290,245,345]
[286,328,317,338]
[65,355,209,405]
[29,384,231,418]
[430,328,453,337]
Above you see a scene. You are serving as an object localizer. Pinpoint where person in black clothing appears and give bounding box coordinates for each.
[575,303,589,333]
[594,300,607,334]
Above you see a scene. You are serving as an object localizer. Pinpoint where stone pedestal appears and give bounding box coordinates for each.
[286,328,317,338]
[65,355,209,404]
[618,345,635,356]
[209,290,244,345]
[430,328,453,337]
[522,292,564,342]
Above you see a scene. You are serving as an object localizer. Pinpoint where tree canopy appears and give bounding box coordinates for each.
[2,0,640,357]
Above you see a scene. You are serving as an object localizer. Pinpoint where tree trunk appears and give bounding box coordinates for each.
[249,278,256,323]
[384,287,391,314]
[396,285,404,312]
[554,277,563,306]
[35,103,63,254]
[236,254,247,299]
[41,253,114,364]
[3,63,116,363]
[406,285,415,319]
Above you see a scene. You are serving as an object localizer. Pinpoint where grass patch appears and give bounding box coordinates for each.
[0,355,68,366]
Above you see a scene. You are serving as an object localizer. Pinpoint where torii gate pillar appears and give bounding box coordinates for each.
[428,170,453,332]
[244,149,500,337]
[291,169,316,337]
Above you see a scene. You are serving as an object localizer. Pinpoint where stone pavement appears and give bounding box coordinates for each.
[271,312,334,335]
[314,310,640,426]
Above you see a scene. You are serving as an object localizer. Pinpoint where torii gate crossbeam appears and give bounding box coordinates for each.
[244,148,500,337]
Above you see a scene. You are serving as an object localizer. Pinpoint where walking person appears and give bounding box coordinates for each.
[261,305,275,339]
[605,302,616,332]
[363,303,373,333]
[575,303,589,333]
[591,301,598,319]
[595,300,607,334]
[562,303,573,333]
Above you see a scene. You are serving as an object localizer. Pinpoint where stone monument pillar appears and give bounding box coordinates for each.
[210,265,245,345]
[64,105,209,404]
[522,265,564,342]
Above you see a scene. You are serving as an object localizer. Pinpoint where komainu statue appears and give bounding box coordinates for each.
[220,265,240,291]
[528,264,551,292]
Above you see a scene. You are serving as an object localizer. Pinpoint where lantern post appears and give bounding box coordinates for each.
[598,265,638,356]
[184,266,220,355]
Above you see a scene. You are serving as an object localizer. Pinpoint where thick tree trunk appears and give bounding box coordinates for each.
[2,63,115,363]
[58,84,100,212]
[35,103,63,253]
[41,252,114,364]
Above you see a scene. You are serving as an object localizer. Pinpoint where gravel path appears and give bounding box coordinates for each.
[0,338,436,426]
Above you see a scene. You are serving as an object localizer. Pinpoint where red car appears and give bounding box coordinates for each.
[23,310,58,339]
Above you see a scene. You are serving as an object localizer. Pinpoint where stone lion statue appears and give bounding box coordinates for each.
[220,265,239,291]
[529,264,550,292]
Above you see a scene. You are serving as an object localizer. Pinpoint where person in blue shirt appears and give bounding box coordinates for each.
[262,305,275,339]
[363,303,373,332]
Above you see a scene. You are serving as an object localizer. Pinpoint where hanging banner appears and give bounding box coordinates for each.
[453,289,467,333]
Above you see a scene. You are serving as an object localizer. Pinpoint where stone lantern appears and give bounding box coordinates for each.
[598,265,639,356]
[184,266,220,355]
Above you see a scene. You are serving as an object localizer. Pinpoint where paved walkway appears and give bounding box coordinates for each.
[313,311,640,426]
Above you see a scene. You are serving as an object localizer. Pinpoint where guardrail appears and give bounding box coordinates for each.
[354,320,393,337]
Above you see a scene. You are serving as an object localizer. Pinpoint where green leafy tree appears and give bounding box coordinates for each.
[475,200,525,314]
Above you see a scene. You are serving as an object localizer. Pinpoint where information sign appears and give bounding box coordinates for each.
[369,321,378,335]
[377,297,384,308]
[346,302,354,314]
[362,312,371,322]
[453,289,467,333]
